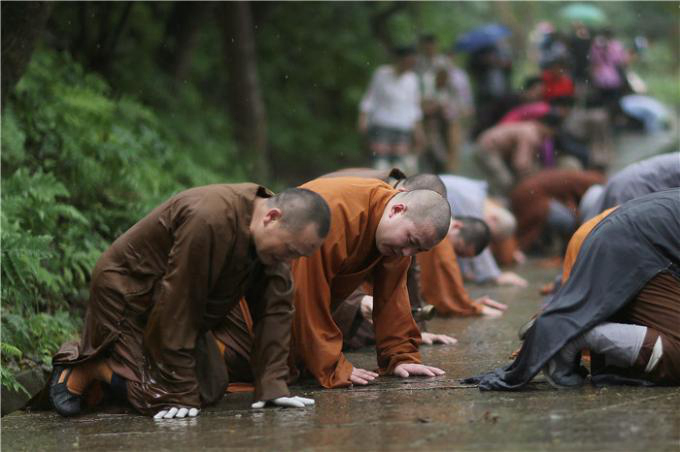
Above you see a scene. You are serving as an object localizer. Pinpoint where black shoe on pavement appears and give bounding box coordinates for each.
[49,366,82,417]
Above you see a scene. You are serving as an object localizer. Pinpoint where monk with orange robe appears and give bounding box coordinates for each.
[290,177,452,387]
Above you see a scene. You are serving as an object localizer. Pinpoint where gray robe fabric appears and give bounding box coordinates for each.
[582,152,680,221]
[463,189,680,390]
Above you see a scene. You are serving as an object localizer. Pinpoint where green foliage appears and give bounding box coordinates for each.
[1,50,240,381]
[1,342,29,396]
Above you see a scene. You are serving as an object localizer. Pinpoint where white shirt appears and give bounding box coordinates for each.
[360,65,422,131]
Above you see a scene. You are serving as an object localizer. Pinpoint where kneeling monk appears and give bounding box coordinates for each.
[465,189,680,390]
[290,177,452,387]
[49,184,330,418]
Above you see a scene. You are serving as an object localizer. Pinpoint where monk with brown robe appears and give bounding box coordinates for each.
[510,169,605,252]
[49,185,331,418]
[290,177,452,387]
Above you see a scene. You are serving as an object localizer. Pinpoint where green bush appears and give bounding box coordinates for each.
[1,50,242,388]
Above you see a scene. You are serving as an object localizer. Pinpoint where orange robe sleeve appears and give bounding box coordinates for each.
[291,250,353,389]
[562,207,617,282]
[417,240,483,316]
[372,256,422,374]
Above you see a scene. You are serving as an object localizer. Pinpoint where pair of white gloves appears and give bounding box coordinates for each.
[153,396,315,420]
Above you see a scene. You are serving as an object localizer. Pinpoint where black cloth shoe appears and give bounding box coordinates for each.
[49,366,82,417]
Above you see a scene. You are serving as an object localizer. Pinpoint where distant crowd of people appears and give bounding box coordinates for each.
[358,24,664,185]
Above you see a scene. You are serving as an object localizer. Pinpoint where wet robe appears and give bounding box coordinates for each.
[561,206,679,384]
[290,177,422,388]
[332,239,482,351]
[464,189,680,390]
[510,169,605,251]
[53,184,294,414]
[324,168,481,317]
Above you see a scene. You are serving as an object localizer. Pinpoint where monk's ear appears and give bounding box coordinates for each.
[263,208,283,226]
[389,203,407,218]
[448,219,463,235]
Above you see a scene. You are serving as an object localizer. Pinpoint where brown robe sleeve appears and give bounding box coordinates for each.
[245,262,294,402]
[143,212,232,409]
[372,256,422,374]
[417,240,483,317]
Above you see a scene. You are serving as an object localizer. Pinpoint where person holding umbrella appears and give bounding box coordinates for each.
[456,24,513,135]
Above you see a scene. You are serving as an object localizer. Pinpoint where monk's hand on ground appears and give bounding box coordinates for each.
[477,296,508,313]
[153,407,199,420]
[393,363,445,378]
[420,332,458,345]
[480,305,504,318]
[251,396,315,409]
[350,367,379,385]
[513,249,527,265]
[495,271,528,288]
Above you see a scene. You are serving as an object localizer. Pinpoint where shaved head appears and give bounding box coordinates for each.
[455,216,491,256]
[400,174,447,198]
[268,188,331,238]
[398,189,451,243]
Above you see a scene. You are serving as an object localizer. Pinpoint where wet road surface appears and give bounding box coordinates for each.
[3,129,678,451]
[3,259,679,451]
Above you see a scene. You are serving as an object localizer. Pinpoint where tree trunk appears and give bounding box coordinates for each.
[160,2,212,81]
[1,1,53,109]
[368,2,407,52]
[220,1,270,182]
[88,2,133,76]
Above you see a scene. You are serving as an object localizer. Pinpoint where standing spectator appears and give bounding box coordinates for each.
[567,22,593,102]
[416,34,449,82]
[541,58,575,101]
[444,48,475,173]
[467,42,513,136]
[416,35,453,173]
[590,29,629,119]
[417,39,475,173]
[359,46,424,174]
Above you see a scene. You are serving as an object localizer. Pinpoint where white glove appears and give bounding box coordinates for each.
[251,396,315,409]
[153,407,200,419]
